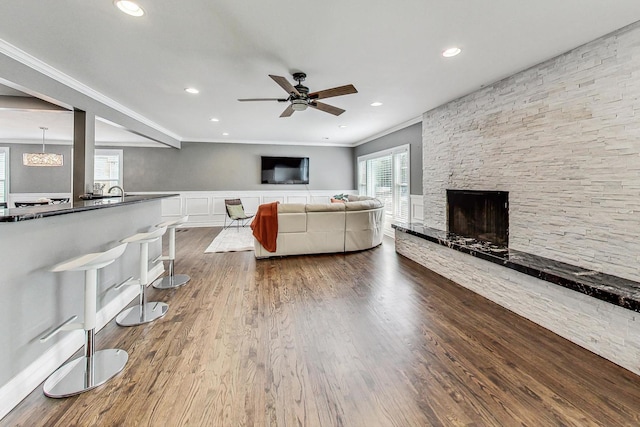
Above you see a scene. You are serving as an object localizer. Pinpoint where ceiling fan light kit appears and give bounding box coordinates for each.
[238,72,357,117]
[291,99,308,111]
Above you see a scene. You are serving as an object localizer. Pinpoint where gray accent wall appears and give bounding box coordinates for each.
[120,142,354,191]
[3,143,72,193]
[353,122,423,195]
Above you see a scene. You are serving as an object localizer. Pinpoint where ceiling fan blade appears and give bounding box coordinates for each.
[269,75,301,96]
[280,104,295,118]
[309,101,345,116]
[308,84,357,100]
[238,98,288,102]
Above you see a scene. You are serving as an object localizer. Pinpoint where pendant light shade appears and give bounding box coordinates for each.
[23,127,63,167]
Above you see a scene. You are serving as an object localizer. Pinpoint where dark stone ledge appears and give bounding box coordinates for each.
[0,194,178,223]
[392,223,640,313]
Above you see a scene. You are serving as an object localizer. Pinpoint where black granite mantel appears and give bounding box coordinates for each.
[0,194,178,222]
[392,223,640,313]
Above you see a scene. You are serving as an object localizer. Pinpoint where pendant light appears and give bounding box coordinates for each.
[22,127,64,167]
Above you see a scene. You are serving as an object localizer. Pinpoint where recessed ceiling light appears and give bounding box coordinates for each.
[222,132,229,136]
[210,118,220,122]
[442,47,462,58]
[370,102,383,107]
[184,87,199,94]
[114,0,145,17]
[339,125,348,128]
[322,137,330,140]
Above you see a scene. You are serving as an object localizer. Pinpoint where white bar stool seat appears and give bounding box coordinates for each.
[153,215,191,289]
[116,226,169,326]
[42,242,129,398]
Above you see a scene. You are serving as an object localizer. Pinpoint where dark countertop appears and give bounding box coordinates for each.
[392,223,640,313]
[0,194,178,223]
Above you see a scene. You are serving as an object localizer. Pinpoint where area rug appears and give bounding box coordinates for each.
[205,227,255,253]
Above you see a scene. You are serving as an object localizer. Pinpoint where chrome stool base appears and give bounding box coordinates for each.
[43,349,128,398]
[152,274,190,289]
[116,302,169,327]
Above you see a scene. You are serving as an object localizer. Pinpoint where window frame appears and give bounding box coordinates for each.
[94,148,124,191]
[0,147,9,204]
[357,144,411,235]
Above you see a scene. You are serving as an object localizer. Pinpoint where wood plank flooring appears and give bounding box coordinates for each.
[4,227,640,426]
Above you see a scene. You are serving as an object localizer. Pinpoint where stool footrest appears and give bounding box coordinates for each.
[154,255,170,263]
[40,315,79,342]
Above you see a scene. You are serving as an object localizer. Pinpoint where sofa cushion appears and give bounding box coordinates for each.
[345,195,373,202]
[306,203,345,212]
[344,199,383,210]
[278,203,306,214]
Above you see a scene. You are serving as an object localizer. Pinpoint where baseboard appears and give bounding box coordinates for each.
[0,263,164,420]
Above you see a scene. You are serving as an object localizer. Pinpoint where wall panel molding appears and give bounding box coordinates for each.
[154,190,357,227]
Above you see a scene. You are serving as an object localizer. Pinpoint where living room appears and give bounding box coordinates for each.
[3,1,640,425]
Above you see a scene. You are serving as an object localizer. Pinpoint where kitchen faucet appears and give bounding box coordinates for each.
[108,186,125,196]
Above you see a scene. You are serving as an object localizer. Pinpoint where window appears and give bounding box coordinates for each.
[357,144,410,235]
[0,147,8,205]
[94,149,123,191]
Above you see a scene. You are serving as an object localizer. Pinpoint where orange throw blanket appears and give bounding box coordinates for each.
[250,202,279,252]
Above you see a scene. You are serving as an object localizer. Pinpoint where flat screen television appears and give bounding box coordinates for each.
[261,156,309,184]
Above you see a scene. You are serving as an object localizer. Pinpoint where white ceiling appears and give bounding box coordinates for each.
[1,1,640,147]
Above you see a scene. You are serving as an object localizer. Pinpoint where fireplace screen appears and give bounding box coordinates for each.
[447,190,509,246]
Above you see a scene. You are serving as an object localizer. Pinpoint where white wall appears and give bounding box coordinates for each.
[422,22,640,281]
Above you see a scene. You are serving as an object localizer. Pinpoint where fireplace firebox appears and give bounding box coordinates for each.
[447,190,509,247]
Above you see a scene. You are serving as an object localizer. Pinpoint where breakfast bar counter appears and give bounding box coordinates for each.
[0,193,177,418]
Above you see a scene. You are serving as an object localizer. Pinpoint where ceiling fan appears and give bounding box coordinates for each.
[238,72,357,117]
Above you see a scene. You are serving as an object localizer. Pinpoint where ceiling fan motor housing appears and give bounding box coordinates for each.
[294,84,309,96]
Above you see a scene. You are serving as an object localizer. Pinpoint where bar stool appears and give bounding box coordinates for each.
[116,226,169,326]
[41,242,129,398]
[152,215,191,289]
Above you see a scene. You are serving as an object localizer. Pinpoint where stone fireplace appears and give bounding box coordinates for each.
[447,190,509,247]
[397,22,640,378]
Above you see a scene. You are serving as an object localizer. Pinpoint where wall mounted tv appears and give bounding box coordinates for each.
[261,156,309,184]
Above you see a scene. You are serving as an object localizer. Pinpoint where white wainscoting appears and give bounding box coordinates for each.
[410,194,423,224]
[155,190,357,227]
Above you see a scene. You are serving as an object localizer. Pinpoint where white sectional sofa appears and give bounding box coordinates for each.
[253,195,385,258]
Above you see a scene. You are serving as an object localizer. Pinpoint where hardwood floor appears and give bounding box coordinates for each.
[4,227,640,426]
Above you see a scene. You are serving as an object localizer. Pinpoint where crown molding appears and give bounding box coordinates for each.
[0,138,169,148]
[0,38,182,141]
[352,116,422,147]
[184,138,354,148]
